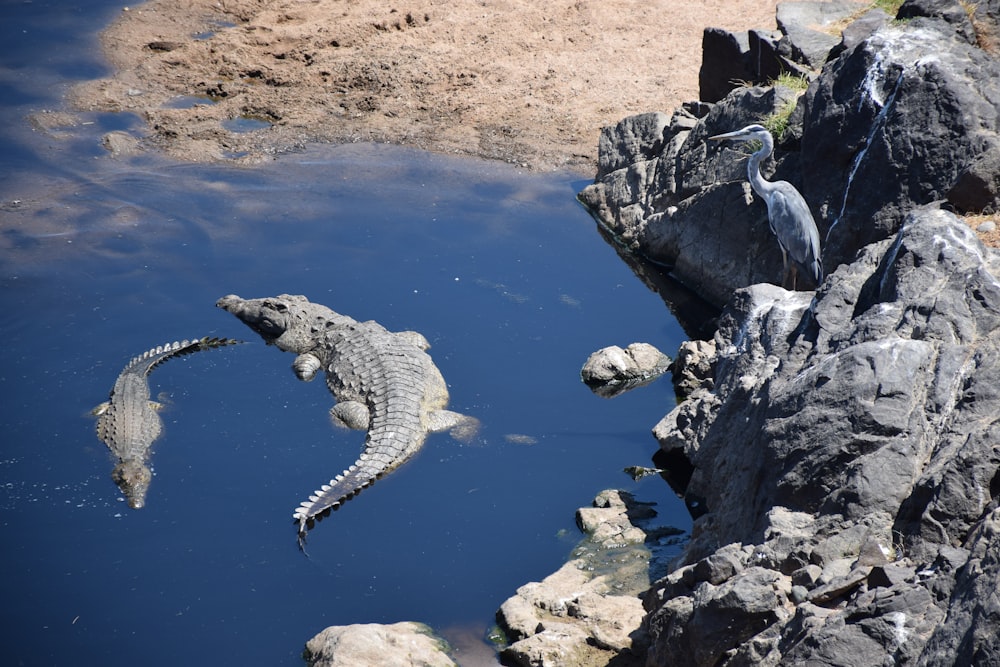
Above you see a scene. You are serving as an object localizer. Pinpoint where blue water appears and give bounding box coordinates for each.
[0,1,694,665]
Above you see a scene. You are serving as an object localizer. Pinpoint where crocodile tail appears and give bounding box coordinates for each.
[119,337,243,377]
[143,336,244,375]
[292,463,384,536]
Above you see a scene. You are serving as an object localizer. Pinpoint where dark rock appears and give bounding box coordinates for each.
[699,28,753,104]
[800,18,1000,273]
[898,0,978,43]
[918,508,1000,665]
[596,112,669,179]
[642,208,1000,663]
[791,564,823,588]
[808,566,871,605]
[830,9,891,58]
[691,543,749,585]
[581,14,1000,308]
[747,30,786,83]
[947,143,1000,213]
[745,28,814,82]
[776,0,861,67]
[789,585,810,604]
[646,567,786,667]
[868,563,917,589]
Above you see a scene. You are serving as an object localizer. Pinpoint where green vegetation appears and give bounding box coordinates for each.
[873,0,905,15]
[761,73,809,142]
[773,72,809,93]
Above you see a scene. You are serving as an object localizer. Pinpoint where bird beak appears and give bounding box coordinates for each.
[708,130,744,141]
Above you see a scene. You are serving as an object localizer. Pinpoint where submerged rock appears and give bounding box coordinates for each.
[496,490,684,667]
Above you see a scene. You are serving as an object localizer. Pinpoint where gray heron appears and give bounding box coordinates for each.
[709,124,823,290]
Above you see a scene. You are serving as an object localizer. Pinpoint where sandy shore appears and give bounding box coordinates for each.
[71,0,783,173]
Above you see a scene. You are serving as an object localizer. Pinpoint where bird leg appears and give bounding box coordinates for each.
[790,264,799,291]
[780,247,790,290]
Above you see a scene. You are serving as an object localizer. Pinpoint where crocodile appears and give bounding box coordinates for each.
[93,337,241,508]
[216,293,478,540]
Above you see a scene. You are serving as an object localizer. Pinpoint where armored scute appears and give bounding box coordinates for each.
[217,294,477,542]
[94,337,241,508]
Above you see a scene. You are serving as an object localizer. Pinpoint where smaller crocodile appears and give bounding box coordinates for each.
[93,336,241,508]
[217,294,478,541]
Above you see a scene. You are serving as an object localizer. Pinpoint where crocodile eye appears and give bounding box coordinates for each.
[258,317,284,336]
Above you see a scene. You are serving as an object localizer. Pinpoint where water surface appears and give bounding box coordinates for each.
[0,1,695,664]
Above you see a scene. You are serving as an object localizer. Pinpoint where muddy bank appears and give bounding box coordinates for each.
[70,0,782,172]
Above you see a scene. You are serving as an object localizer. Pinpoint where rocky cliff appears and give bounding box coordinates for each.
[579,0,1000,309]
[580,1,1000,665]
[648,207,1000,665]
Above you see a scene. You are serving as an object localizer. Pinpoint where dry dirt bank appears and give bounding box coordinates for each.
[72,0,783,173]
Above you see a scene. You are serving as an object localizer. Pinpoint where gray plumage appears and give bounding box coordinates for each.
[709,124,823,290]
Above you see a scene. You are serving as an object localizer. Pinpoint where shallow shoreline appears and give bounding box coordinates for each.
[69,0,783,172]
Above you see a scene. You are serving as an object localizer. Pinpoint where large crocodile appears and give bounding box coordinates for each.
[93,337,241,508]
[216,294,478,540]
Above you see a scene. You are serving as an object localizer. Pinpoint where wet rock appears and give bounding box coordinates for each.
[303,622,456,667]
[101,131,142,157]
[580,342,670,397]
[496,490,678,667]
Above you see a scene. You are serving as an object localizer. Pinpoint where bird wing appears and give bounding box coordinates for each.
[768,184,820,266]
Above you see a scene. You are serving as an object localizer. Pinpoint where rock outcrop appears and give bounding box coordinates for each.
[575,2,1000,665]
[496,490,684,667]
[646,207,1000,664]
[579,0,1000,309]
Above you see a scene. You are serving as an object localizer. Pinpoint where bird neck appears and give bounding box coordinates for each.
[746,132,775,198]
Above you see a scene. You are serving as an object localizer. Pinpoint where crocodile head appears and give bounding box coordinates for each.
[216,294,317,354]
[112,460,152,509]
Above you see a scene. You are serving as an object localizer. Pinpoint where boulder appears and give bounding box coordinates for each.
[698,28,754,104]
[775,0,861,67]
[643,207,1000,663]
[303,622,456,667]
[580,342,670,397]
[799,17,1000,273]
[698,0,862,104]
[897,0,978,44]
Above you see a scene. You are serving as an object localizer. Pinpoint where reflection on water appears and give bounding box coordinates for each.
[1,141,693,665]
[0,1,697,664]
